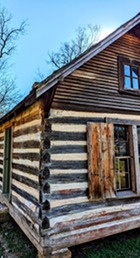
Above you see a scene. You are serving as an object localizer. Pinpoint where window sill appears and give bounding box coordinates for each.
[116,190,137,198]
[119,89,140,96]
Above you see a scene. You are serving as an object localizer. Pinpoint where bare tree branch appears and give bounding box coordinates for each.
[0,6,26,117]
[46,24,100,71]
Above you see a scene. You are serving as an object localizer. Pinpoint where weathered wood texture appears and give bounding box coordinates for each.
[52,33,140,114]
[40,108,140,252]
[1,30,140,256]
[45,200,140,251]
[87,123,115,200]
[0,101,44,236]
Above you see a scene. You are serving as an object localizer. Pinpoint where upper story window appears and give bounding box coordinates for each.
[119,56,140,92]
[124,64,139,90]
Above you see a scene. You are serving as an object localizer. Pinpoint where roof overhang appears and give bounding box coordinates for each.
[36,12,140,98]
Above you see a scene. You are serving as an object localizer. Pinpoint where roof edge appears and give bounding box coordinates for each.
[0,89,36,125]
[36,12,140,98]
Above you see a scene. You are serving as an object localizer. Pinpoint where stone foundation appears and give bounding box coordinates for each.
[38,248,72,258]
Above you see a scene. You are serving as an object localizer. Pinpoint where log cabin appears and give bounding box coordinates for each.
[1,13,140,258]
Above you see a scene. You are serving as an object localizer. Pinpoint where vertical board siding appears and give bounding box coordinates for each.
[52,33,140,112]
[87,123,115,200]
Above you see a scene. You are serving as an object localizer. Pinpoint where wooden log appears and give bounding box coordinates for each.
[12,173,39,189]
[49,117,105,124]
[12,195,40,224]
[49,216,140,251]
[14,112,40,127]
[12,184,39,206]
[106,117,140,125]
[13,125,41,137]
[12,163,39,175]
[47,173,87,183]
[13,140,40,149]
[46,132,86,141]
[48,196,140,217]
[49,145,87,154]
[13,152,40,161]
[48,160,87,169]
[44,188,88,200]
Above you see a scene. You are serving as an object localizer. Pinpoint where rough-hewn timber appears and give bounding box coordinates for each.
[0,101,43,239]
[39,108,140,254]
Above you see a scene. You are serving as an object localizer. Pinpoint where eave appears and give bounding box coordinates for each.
[36,12,140,99]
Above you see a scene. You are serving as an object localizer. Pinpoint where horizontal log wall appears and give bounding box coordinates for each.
[0,101,44,238]
[12,101,43,235]
[52,33,140,113]
[41,108,140,251]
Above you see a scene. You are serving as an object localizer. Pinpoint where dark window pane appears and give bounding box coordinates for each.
[115,158,130,190]
[120,159,128,173]
[124,77,131,89]
[124,65,130,76]
[118,142,127,156]
[132,67,138,78]
[119,127,126,141]
[132,78,139,89]
[115,126,131,191]
[120,172,129,189]
[114,126,129,156]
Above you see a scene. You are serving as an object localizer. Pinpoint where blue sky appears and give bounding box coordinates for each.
[0,0,140,96]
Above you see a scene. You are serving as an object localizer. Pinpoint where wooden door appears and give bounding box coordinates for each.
[3,127,12,194]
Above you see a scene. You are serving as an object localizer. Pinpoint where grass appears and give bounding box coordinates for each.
[1,218,140,257]
[71,228,140,258]
[0,218,37,258]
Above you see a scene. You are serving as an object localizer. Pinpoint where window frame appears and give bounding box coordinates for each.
[87,118,140,201]
[2,126,12,200]
[118,56,140,93]
[114,125,134,192]
[106,118,140,196]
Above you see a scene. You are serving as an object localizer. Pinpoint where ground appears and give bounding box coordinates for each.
[0,219,37,258]
[1,218,140,257]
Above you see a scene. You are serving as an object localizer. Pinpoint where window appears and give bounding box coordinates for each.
[87,121,140,201]
[124,65,139,90]
[114,126,131,191]
[119,56,140,91]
